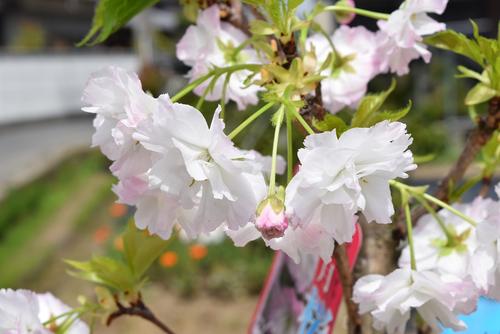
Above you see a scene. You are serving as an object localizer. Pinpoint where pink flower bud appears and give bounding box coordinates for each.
[255,202,289,240]
[335,0,356,25]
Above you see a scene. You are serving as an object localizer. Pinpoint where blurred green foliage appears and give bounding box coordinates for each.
[0,151,112,287]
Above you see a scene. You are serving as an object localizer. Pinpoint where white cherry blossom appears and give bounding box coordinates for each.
[286,121,414,246]
[399,195,499,294]
[134,96,266,239]
[307,26,381,113]
[0,289,47,334]
[0,289,88,334]
[176,5,262,109]
[37,293,89,334]
[353,268,476,334]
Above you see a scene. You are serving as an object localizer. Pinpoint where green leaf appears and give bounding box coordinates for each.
[351,80,405,127]
[456,66,488,84]
[66,256,135,291]
[424,30,483,65]
[123,221,168,280]
[249,19,279,36]
[413,153,436,164]
[375,101,412,123]
[465,83,498,106]
[79,0,159,46]
[312,114,348,134]
[448,175,482,203]
[288,0,305,11]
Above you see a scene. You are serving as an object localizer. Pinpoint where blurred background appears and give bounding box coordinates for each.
[0,0,498,333]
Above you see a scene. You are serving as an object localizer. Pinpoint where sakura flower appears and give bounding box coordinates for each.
[399,195,498,294]
[37,293,89,334]
[0,289,47,334]
[134,96,266,239]
[377,0,448,75]
[82,66,158,204]
[335,121,416,224]
[0,289,89,334]
[176,5,262,109]
[353,269,476,334]
[475,185,500,299]
[307,26,380,113]
[243,150,286,177]
[82,66,156,163]
[286,121,414,246]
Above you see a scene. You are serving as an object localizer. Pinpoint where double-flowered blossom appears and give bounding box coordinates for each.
[82,66,156,208]
[134,95,267,239]
[227,121,415,263]
[176,5,262,110]
[355,185,500,333]
[0,289,89,334]
[353,269,477,334]
[287,121,415,240]
[84,67,267,241]
[377,0,448,75]
[307,26,381,113]
[399,185,500,296]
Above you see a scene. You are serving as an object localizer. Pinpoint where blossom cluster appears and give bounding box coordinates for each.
[177,0,448,114]
[353,186,500,333]
[0,289,89,334]
[76,0,497,332]
[230,121,415,263]
[82,66,415,263]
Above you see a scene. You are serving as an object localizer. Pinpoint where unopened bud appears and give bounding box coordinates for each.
[255,196,289,240]
[335,0,356,25]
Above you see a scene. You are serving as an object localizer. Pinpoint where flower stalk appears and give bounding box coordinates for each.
[323,5,390,21]
[228,102,275,139]
[269,105,285,195]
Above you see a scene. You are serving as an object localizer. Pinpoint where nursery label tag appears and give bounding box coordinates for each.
[249,225,362,334]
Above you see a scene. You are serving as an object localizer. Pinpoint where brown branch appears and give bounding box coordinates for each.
[479,175,493,197]
[107,295,176,334]
[333,244,361,334]
[412,96,500,222]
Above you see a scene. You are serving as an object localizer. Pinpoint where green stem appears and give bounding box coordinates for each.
[389,180,478,227]
[289,107,315,135]
[323,5,390,20]
[170,64,260,103]
[196,76,216,110]
[220,72,232,119]
[403,197,417,271]
[231,38,253,60]
[414,195,454,243]
[269,105,285,195]
[422,193,477,227]
[228,102,275,139]
[286,112,293,183]
[43,310,76,326]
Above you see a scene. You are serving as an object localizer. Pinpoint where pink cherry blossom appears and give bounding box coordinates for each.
[176,5,262,110]
[255,202,289,240]
[377,0,448,75]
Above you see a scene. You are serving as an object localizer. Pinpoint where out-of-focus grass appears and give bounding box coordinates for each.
[0,151,114,287]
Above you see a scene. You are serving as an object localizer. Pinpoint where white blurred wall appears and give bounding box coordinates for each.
[0,53,139,124]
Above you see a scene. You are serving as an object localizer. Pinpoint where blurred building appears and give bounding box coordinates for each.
[0,0,179,125]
